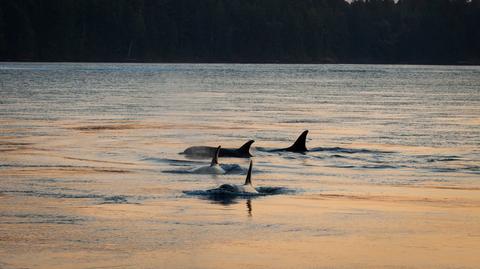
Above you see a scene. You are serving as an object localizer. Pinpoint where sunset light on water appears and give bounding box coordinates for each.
[1,63,479,268]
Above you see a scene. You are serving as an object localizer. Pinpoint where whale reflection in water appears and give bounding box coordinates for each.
[246,199,252,217]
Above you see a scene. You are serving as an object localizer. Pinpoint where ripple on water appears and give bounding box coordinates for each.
[0,213,88,225]
[142,157,205,166]
[1,189,146,204]
[309,147,396,154]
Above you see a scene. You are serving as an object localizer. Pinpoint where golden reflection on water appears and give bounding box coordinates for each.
[0,118,479,269]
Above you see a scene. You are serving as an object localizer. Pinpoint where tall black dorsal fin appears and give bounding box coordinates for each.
[211,146,221,166]
[286,130,309,152]
[244,160,253,185]
[237,140,255,156]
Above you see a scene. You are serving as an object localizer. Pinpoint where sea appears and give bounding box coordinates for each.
[1,63,479,269]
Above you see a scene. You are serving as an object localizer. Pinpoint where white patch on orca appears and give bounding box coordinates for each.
[188,146,226,174]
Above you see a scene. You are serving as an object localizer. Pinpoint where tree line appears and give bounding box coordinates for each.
[0,0,479,64]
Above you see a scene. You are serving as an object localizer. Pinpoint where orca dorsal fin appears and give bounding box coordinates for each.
[286,130,309,152]
[211,146,221,166]
[237,140,255,157]
[244,160,253,185]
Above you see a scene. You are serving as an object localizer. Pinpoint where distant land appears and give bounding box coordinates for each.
[1,0,479,64]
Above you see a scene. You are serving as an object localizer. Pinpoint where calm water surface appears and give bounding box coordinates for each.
[1,63,479,268]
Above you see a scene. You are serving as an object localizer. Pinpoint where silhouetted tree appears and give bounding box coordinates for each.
[0,0,478,64]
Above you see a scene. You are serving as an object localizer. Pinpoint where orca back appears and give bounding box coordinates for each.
[237,140,255,157]
[285,130,308,152]
[218,140,254,158]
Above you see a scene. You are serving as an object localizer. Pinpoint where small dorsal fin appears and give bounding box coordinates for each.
[286,130,309,152]
[210,146,221,166]
[244,160,253,185]
[237,140,255,157]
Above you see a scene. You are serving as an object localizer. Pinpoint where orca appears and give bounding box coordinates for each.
[189,146,226,174]
[183,161,295,201]
[207,160,258,196]
[258,130,309,153]
[182,140,254,158]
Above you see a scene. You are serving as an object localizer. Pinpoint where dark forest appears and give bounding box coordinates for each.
[1,0,479,64]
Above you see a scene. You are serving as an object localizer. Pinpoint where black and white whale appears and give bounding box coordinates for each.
[257,130,309,153]
[188,146,226,174]
[206,160,258,196]
[182,140,254,158]
[184,160,295,201]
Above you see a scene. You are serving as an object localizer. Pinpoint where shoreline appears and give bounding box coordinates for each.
[1,60,480,66]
